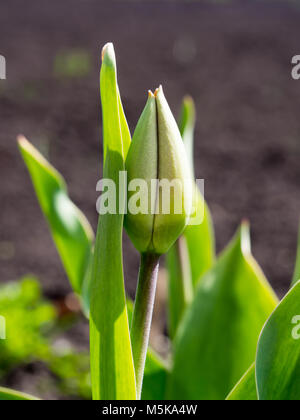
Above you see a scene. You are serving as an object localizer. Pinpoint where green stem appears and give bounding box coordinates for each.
[130,252,160,399]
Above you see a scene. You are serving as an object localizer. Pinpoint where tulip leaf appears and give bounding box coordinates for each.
[179,96,195,178]
[226,364,257,401]
[180,96,216,287]
[117,88,131,159]
[166,236,193,339]
[167,96,215,338]
[256,280,300,400]
[0,387,40,401]
[18,137,94,296]
[291,224,300,287]
[184,191,215,288]
[90,43,136,400]
[167,223,278,400]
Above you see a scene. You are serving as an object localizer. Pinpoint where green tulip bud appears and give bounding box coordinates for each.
[125,86,193,255]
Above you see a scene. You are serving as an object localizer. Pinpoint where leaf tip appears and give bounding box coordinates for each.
[183,94,194,103]
[101,42,116,69]
[17,135,39,159]
[183,95,195,116]
[183,94,195,108]
[240,219,251,255]
[17,135,35,158]
[17,134,28,148]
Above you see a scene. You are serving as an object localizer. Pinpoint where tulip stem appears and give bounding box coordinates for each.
[130,252,160,399]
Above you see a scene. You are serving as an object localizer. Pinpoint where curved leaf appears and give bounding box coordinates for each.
[179,95,196,178]
[226,364,257,401]
[291,223,300,287]
[167,222,278,400]
[256,280,300,400]
[180,96,215,287]
[90,43,136,400]
[167,236,193,339]
[167,97,215,338]
[18,137,94,295]
[0,387,40,400]
[185,192,215,288]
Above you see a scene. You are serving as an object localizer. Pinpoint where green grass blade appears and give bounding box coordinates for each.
[18,137,94,295]
[167,222,278,400]
[291,223,300,287]
[226,364,257,401]
[166,96,215,338]
[90,43,136,400]
[0,387,40,400]
[256,280,300,400]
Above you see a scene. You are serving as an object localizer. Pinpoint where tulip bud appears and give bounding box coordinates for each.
[125,86,192,255]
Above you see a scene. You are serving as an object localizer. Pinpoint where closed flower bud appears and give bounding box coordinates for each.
[125,86,192,255]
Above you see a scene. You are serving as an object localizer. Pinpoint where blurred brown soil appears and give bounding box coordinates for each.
[2,0,300,398]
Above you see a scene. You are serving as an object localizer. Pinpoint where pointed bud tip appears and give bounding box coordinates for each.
[154,85,163,98]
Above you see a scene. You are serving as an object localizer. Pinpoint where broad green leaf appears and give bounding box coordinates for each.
[291,224,300,287]
[226,364,257,401]
[126,298,169,400]
[167,223,278,400]
[256,280,300,400]
[18,137,94,295]
[167,96,215,338]
[0,387,40,400]
[90,43,136,400]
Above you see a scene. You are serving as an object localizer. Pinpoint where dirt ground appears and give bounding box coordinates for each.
[1,0,300,305]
